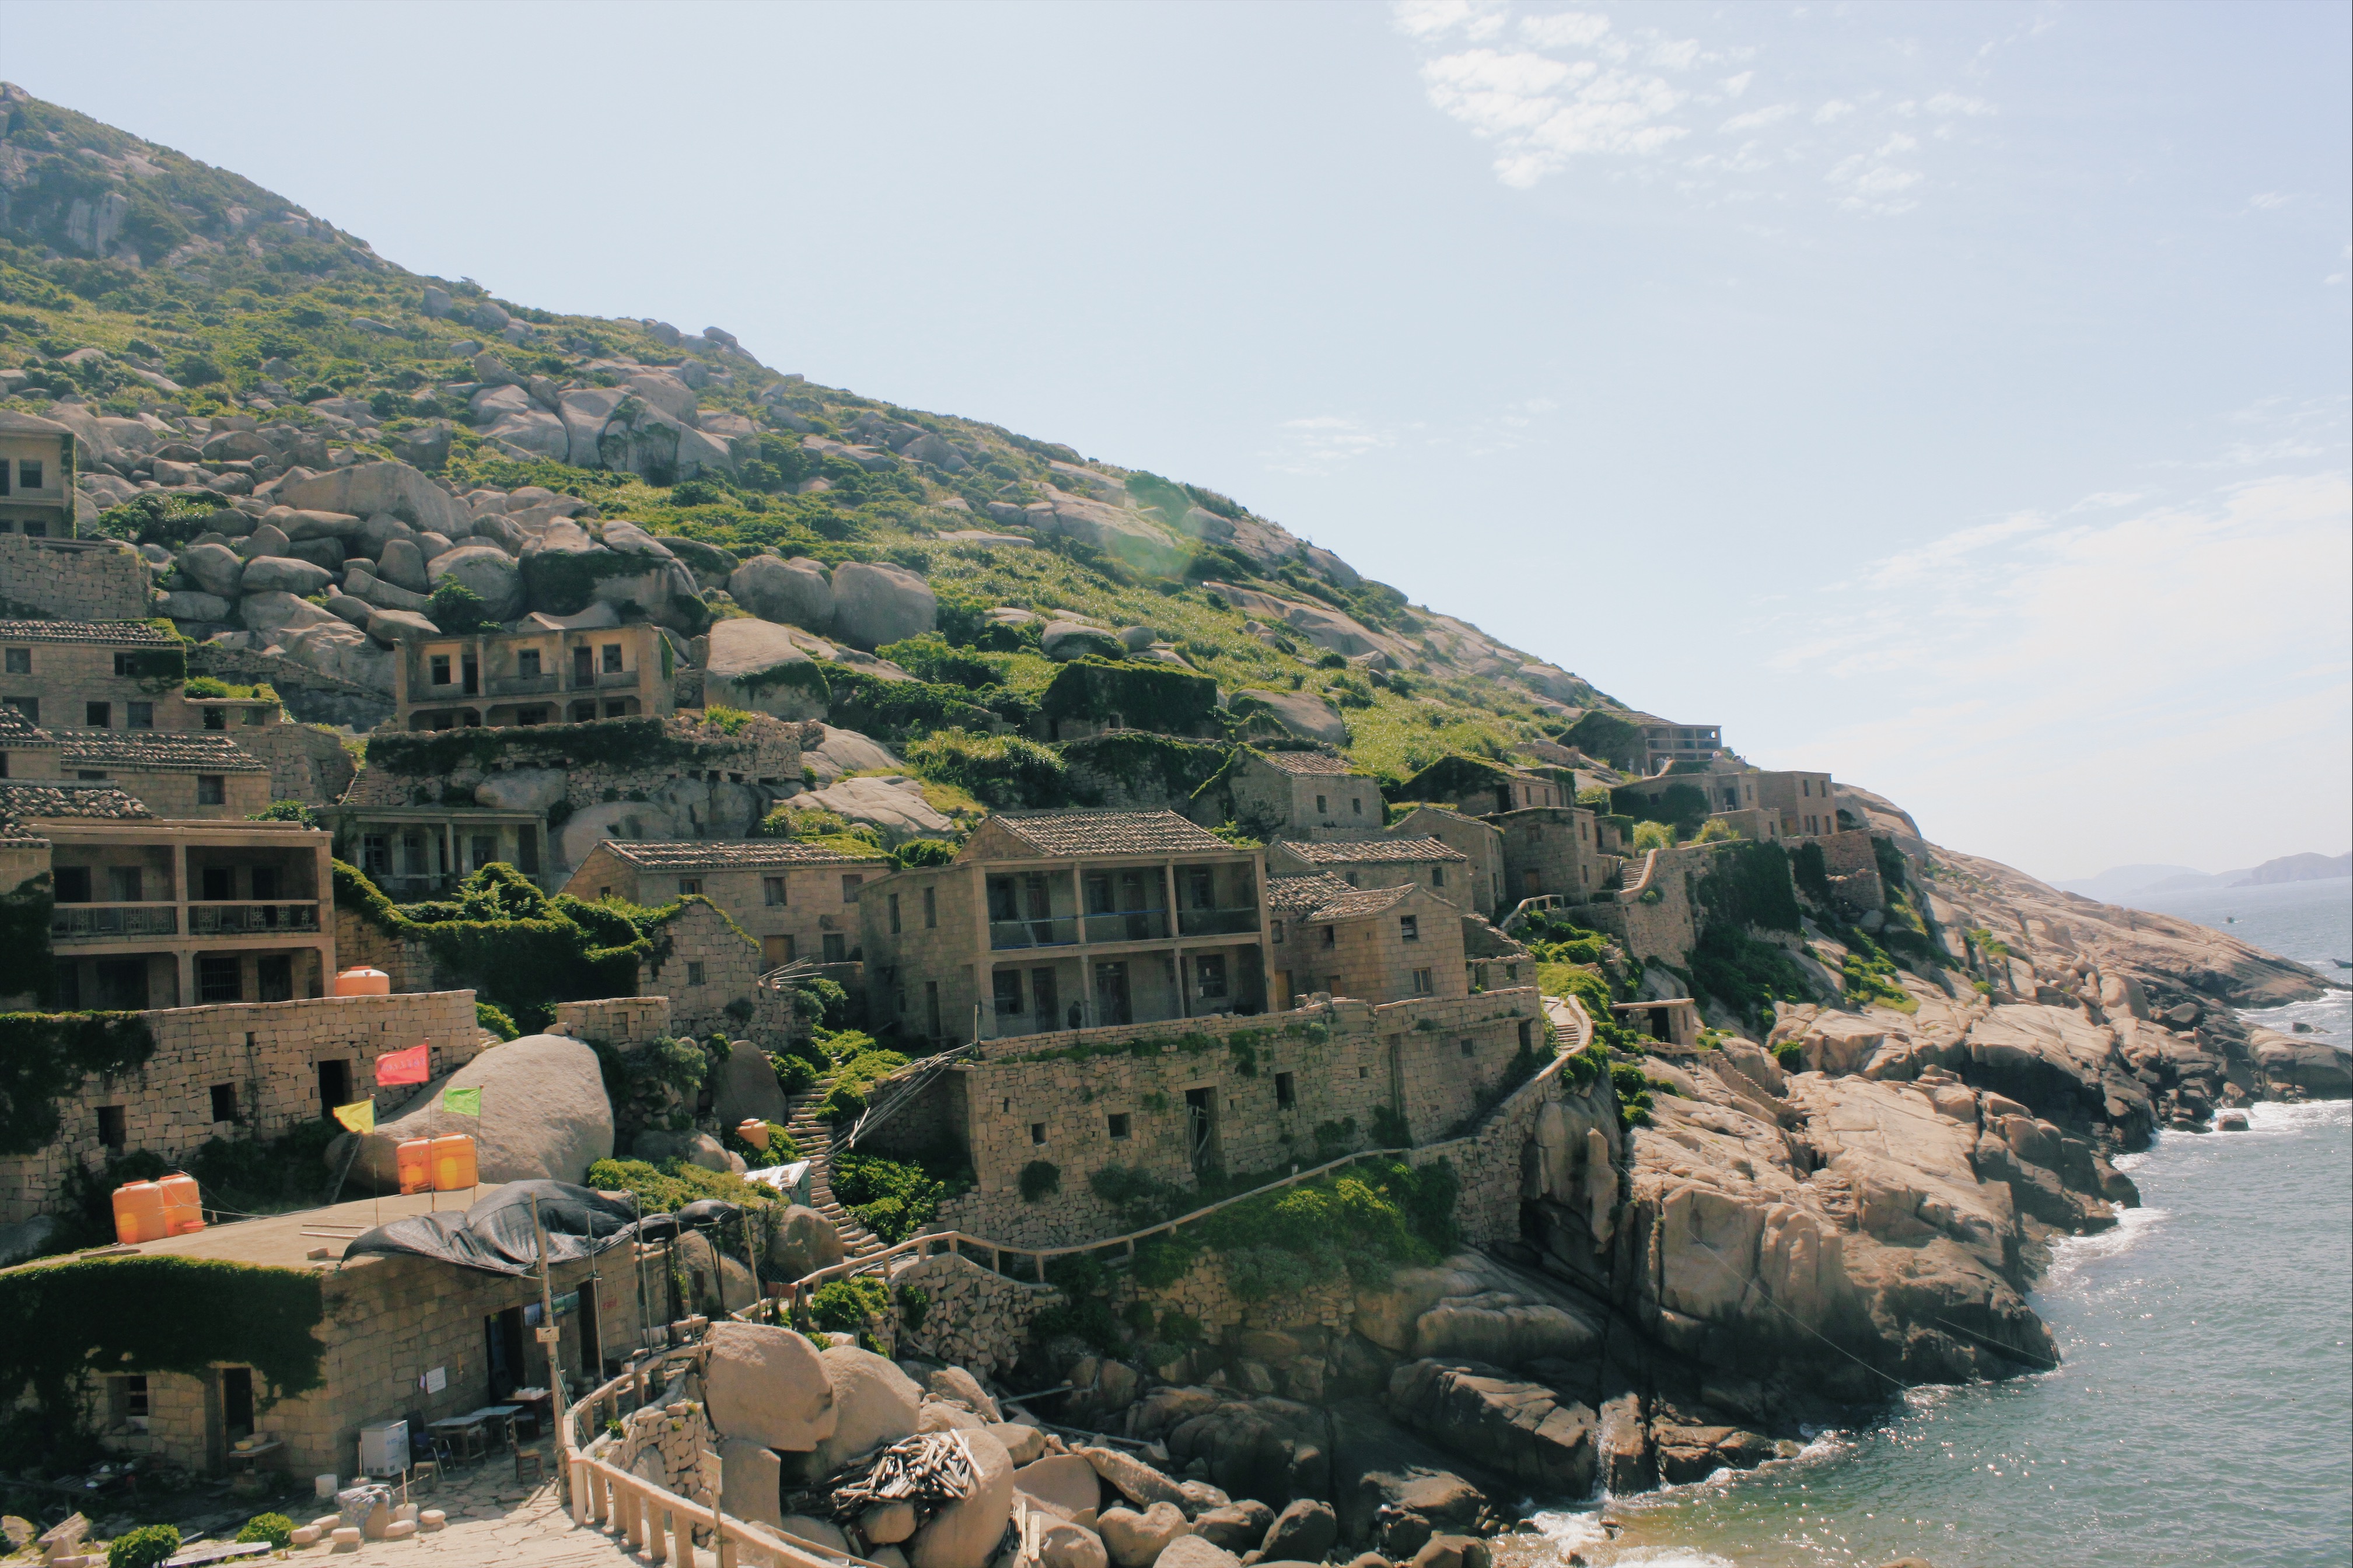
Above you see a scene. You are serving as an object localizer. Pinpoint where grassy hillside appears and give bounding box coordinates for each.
[0,80,1632,791]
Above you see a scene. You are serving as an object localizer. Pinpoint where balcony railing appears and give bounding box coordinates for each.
[188,902,322,936]
[1177,907,1261,938]
[52,904,179,940]
[593,669,642,690]
[485,673,561,696]
[1083,909,1170,943]
[989,916,1079,950]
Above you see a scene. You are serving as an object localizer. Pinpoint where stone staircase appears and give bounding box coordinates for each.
[783,1087,886,1260]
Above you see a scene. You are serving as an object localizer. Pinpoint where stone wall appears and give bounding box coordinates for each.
[96,765,271,820]
[643,897,767,1040]
[897,989,1545,1248]
[1814,829,1889,909]
[613,1395,716,1497]
[0,534,150,621]
[1277,884,1468,1007]
[555,995,674,1048]
[186,643,393,731]
[0,989,484,1224]
[1495,806,1607,907]
[235,722,359,806]
[885,1249,1054,1377]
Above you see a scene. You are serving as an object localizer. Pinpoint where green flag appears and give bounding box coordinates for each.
[443,1086,481,1117]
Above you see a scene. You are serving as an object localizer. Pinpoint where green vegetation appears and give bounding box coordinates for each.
[1791,841,1833,904]
[0,874,58,1010]
[0,1012,155,1157]
[1609,1062,1655,1129]
[428,579,492,633]
[830,1144,973,1244]
[236,1517,295,1551]
[109,1528,181,1568]
[1613,782,1711,838]
[807,1276,889,1338]
[1019,1159,1062,1202]
[902,728,1070,808]
[1135,1161,1459,1303]
[476,1001,520,1040]
[590,1036,712,1137]
[1038,658,1218,734]
[1631,821,1673,853]
[585,1157,780,1214]
[895,1283,931,1335]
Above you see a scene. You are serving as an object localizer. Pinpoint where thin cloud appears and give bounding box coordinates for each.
[1720,103,1795,134]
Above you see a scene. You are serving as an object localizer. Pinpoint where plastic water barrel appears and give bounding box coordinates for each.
[112,1180,166,1245]
[334,967,391,997]
[157,1172,205,1236]
[736,1119,769,1151]
[430,1133,477,1192]
[395,1139,433,1195]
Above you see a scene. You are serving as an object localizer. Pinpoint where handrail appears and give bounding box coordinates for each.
[840,1042,976,1153]
[1614,848,1663,904]
[1499,894,1564,935]
[744,986,1597,1319]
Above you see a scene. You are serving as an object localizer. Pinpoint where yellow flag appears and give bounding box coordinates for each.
[333,1099,376,1135]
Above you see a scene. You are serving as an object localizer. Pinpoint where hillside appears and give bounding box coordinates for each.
[0,80,1634,791]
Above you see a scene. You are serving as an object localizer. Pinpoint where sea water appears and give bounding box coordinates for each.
[1528,877,2353,1567]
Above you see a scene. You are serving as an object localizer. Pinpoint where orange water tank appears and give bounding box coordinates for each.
[430,1133,477,1192]
[736,1119,770,1152]
[111,1181,166,1245]
[334,967,391,997]
[395,1139,433,1196]
[156,1172,204,1236]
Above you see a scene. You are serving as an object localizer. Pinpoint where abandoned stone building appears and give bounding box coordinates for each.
[858,810,1272,1045]
[1751,768,1838,838]
[54,730,272,819]
[1493,805,1616,909]
[1386,805,1506,918]
[1194,746,1382,836]
[562,837,891,968]
[317,802,554,895]
[1397,754,1569,816]
[391,621,673,730]
[0,618,190,734]
[1264,873,1471,1009]
[0,410,76,538]
[2,783,336,1010]
[1265,834,1470,904]
[1631,715,1725,773]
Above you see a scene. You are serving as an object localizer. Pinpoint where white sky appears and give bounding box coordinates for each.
[11,0,2348,881]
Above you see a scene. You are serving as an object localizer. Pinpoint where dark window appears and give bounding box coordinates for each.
[1316,794,1327,814]
[1432,865,1445,888]
[53,866,90,904]
[198,956,242,1003]
[317,1059,351,1119]
[470,835,496,869]
[1320,925,1335,948]
[127,701,153,729]
[1412,968,1434,995]
[362,834,390,874]
[573,646,595,682]
[4,696,33,722]
[1274,1071,1295,1108]
[841,875,863,901]
[202,706,225,730]
[202,866,233,900]
[1400,915,1419,942]
[678,877,702,895]
[243,706,265,726]
[823,932,847,963]
[85,701,110,728]
[18,460,42,491]
[686,961,705,985]
[430,654,452,686]
[96,1105,126,1150]
[1,650,25,674]
[516,649,543,679]
[209,1083,237,1123]
[1030,1122,1046,1146]
[113,653,138,677]
[993,970,1023,1016]
[251,865,280,900]
[1352,797,1364,814]
[1518,1020,1533,1050]
[924,887,937,928]
[1460,1039,1475,1057]
[764,877,786,907]
[517,827,540,874]
[197,775,225,805]
[888,892,902,933]
[257,954,292,1003]
[106,866,142,902]
[925,979,942,1035]
[602,643,624,673]
[1195,953,1228,1000]
[76,771,107,782]
[1107,1113,1131,1139]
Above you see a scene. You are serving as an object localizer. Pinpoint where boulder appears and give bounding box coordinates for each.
[1154,1541,1239,1568]
[1043,621,1128,662]
[632,1128,740,1173]
[240,555,335,597]
[675,1230,757,1314]
[389,423,452,470]
[1384,1360,1595,1497]
[1258,1501,1335,1563]
[472,768,569,813]
[1409,1295,1599,1367]
[704,618,829,720]
[921,1401,985,1433]
[271,509,369,542]
[1236,690,1348,747]
[805,724,903,783]
[1193,1504,1273,1552]
[1079,1448,1187,1510]
[726,555,835,631]
[1098,1503,1190,1568]
[713,1039,790,1129]
[908,1429,1015,1568]
[660,536,741,590]
[929,1366,1002,1422]
[275,461,472,537]
[1408,1536,1487,1568]
[775,775,953,848]
[344,1035,614,1187]
[988,1422,1045,1465]
[377,537,431,593]
[831,562,936,649]
[1039,1523,1109,1568]
[426,544,525,620]
[365,610,442,646]
[359,512,418,556]
[180,541,246,597]
[1015,1453,1104,1527]
[802,1348,924,1476]
[235,524,295,562]
[768,1204,848,1280]
[704,1322,839,1451]
[240,591,341,636]
[863,1502,919,1545]
[274,621,396,692]
[159,590,234,623]
[345,566,435,614]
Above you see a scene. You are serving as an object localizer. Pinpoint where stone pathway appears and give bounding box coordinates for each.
[289,1464,634,1568]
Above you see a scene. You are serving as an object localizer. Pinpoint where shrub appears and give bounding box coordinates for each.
[878,633,1001,690]
[1791,841,1833,904]
[893,838,957,870]
[1631,821,1673,853]
[250,800,314,827]
[808,1276,888,1336]
[903,729,1070,809]
[474,1002,519,1041]
[236,1515,294,1550]
[833,1146,971,1242]
[1613,781,1711,835]
[1019,1160,1061,1202]
[1772,1041,1804,1070]
[110,1527,181,1568]
[1693,818,1739,844]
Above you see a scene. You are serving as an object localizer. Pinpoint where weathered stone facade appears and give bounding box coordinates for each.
[553,994,674,1048]
[643,896,783,1040]
[1493,806,1610,909]
[0,988,484,1224]
[0,534,149,621]
[884,1250,1055,1377]
[564,838,889,971]
[1387,807,1506,918]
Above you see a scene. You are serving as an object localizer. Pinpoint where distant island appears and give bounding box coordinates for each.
[2060,851,2353,901]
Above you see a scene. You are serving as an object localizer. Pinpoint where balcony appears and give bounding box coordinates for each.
[1177,906,1261,938]
[188,902,322,936]
[53,904,179,941]
[485,673,561,697]
[1083,909,1169,944]
[989,916,1080,950]
[593,669,642,690]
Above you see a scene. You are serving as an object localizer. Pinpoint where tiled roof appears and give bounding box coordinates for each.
[600,839,888,869]
[990,810,1235,858]
[0,706,55,745]
[0,620,179,646]
[59,732,267,773]
[1277,835,1467,864]
[1251,748,1361,777]
[1267,873,1354,916]
[0,783,154,821]
[1304,883,1418,921]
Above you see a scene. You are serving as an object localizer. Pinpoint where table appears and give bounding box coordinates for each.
[427,1408,505,1464]
[225,1438,283,1474]
[506,1387,555,1440]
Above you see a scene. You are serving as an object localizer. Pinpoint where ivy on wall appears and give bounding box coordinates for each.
[1038,659,1218,735]
[0,874,57,1009]
[0,1011,155,1157]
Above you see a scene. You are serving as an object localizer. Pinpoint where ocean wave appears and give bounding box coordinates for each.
[2044,1199,2168,1285]
[1527,1518,1739,1568]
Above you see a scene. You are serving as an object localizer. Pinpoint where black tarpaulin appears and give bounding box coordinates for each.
[342,1181,642,1276]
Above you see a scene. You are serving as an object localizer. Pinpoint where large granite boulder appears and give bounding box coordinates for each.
[704,618,829,721]
[1384,1360,1595,1497]
[1097,1503,1189,1568]
[804,724,901,783]
[726,555,835,631]
[767,1204,848,1280]
[275,460,473,537]
[718,1436,782,1527]
[1257,1501,1335,1563]
[240,555,335,597]
[274,621,396,693]
[1236,690,1349,747]
[798,1348,922,1478]
[907,1429,1014,1568]
[239,590,342,636]
[426,544,524,620]
[712,1038,789,1129]
[343,1035,614,1188]
[1014,1453,1104,1527]
[558,387,629,468]
[180,541,246,597]
[831,562,935,649]
[772,775,953,848]
[1191,1504,1272,1552]
[705,1322,838,1451]
[159,590,234,624]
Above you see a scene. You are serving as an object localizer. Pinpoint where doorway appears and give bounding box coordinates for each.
[484,1307,525,1401]
[575,1286,602,1379]
[1030,968,1059,1035]
[317,1059,351,1121]
[221,1366,254,1440]
[1184,1087,1217,1174]
[1095,963,1131,1026]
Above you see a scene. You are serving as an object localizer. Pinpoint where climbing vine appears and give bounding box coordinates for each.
[0,1012,155,1156]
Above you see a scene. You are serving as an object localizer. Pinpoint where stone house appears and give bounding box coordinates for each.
[54,730,272,819]
[0,618,189,734]
[858,810,1272,1046]
[1386,806,1506,918]
[864,987,1547,1247]
[1196,746,1382,836]
[635,895,785,1039]
[1396,754,1569,817]
[316,804,554,896]
[562,838,890,968]
[391,621,673,730]
[1631,716,1725,773]
[0,533,151,622]
[1264,874,1470,1009]
[2,1188,649,1480]
[0,988,484,1226]
[0,410,76,538]
[5,783,336,1010]
[1749,769,1838,839]
[1264,834,1470,907]
[1492,806,1613,911]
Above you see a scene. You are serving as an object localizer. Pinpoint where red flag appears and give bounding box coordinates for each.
[375,1042,430,1086]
